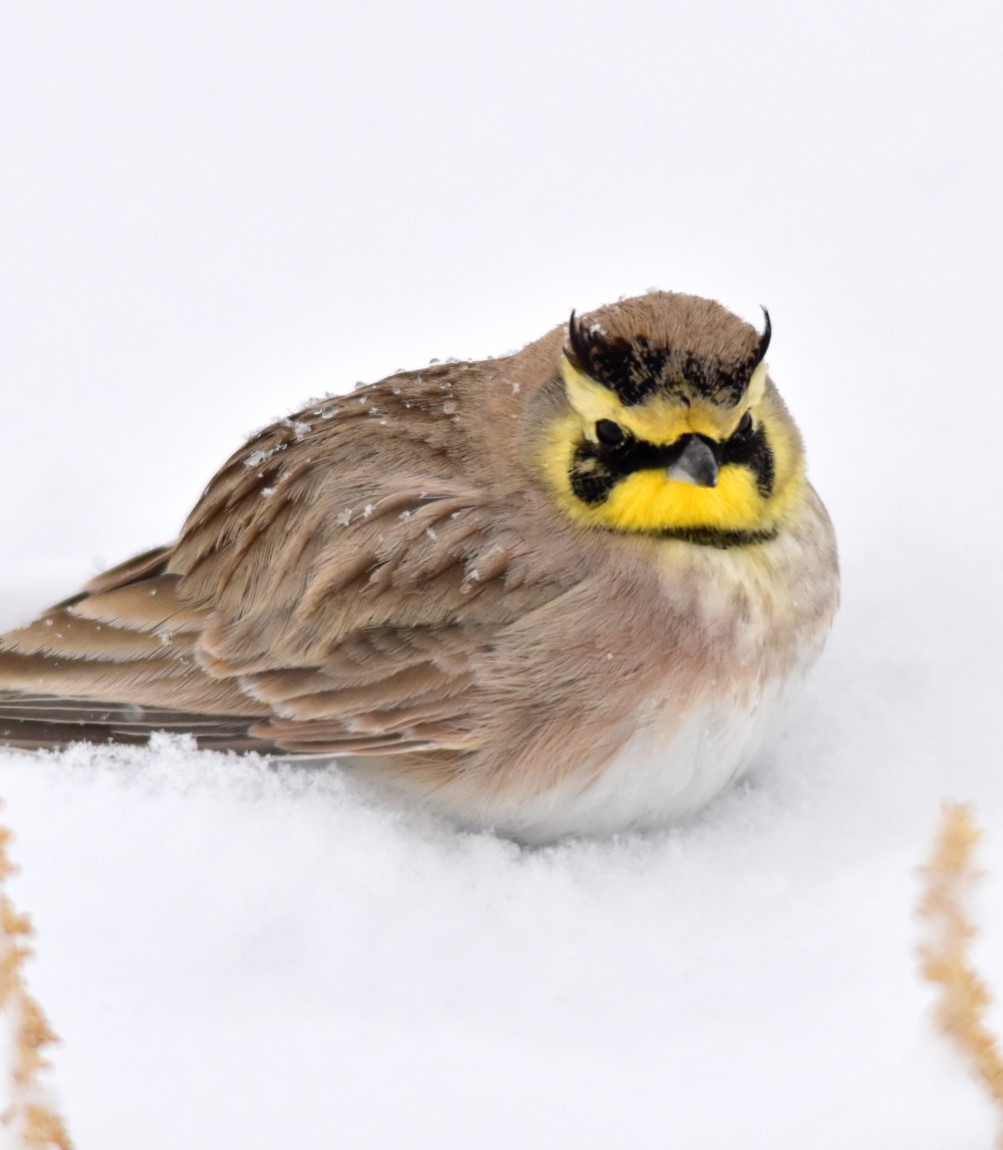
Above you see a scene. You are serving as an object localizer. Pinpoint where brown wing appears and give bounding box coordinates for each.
[169,366,579,754]
[0,362,581,756]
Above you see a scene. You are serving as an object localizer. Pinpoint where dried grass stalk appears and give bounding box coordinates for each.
[917,802,1003,1147]
[0,815,72,1149]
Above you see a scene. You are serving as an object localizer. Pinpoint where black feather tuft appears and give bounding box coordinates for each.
[753,307,771,368]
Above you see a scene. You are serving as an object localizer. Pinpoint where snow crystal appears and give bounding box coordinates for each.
[243,442,287,468]
[281,417,312,440]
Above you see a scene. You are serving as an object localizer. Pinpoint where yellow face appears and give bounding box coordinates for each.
[542,356,806,545]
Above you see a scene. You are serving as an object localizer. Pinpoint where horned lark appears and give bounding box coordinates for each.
[0,292,838,841]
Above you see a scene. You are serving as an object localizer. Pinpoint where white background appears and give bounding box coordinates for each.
[1,1,1002,1146]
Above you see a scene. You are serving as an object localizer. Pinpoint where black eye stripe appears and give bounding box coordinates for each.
[570,435,697,505]
[569,419,775,504]
[721,422,774,496]
[569,445,618,505]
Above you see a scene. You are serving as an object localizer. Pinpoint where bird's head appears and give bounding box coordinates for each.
[538,292,807,547]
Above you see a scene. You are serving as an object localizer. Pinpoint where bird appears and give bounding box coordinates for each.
[0,291,838,842]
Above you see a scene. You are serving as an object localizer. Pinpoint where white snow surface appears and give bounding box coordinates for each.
[2,0,1003,1145]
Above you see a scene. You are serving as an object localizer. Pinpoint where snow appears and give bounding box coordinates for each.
[2,0,1003,1145]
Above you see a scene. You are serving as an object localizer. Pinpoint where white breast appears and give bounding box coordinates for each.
[466,671,808,844]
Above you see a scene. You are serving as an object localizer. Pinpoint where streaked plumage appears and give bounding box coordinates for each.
[0,292,838,841]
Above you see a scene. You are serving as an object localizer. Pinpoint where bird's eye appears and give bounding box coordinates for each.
[737,412,753,436]
[595,419,625,448]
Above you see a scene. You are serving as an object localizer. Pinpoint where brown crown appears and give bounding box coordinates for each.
[566,306,771,407]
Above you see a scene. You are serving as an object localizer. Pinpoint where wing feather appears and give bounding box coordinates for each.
[0,363,585,761]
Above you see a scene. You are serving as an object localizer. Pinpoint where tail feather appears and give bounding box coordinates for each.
[0,544,270,752]
[0,694,281,753]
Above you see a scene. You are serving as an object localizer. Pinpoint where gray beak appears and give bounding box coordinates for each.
[667,437,719,488]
